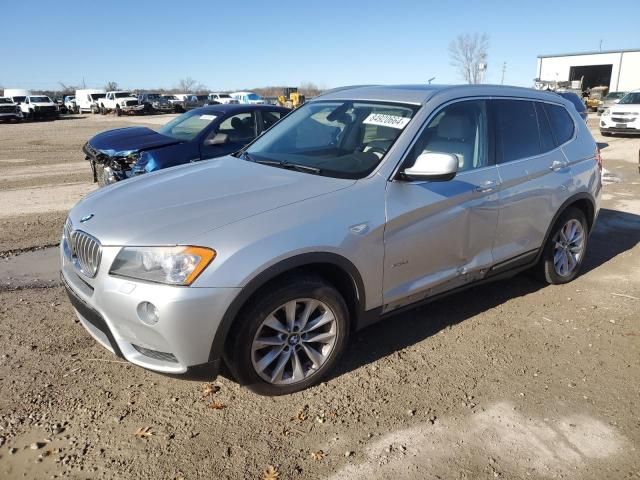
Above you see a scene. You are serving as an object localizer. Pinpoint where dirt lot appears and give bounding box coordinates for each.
[0,114,638,479]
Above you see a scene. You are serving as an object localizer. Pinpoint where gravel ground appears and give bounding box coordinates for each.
[0,114,638,479]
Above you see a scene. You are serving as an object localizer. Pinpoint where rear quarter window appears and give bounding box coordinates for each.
[543,103,575,145]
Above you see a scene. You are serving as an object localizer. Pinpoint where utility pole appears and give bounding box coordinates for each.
[501,62,506,85]
[599,39,603,52]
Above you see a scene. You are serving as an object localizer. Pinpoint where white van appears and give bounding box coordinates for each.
[230,91,265,104]
[76,89,107,114]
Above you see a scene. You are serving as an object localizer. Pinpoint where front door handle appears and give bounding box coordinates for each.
[550,160,568,171]
[475,180,500,193]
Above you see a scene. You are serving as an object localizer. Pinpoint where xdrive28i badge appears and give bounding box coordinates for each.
[80,214,94,223]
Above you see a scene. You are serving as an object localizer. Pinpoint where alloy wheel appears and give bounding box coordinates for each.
[552,219,585,277]
[251,298,338,385]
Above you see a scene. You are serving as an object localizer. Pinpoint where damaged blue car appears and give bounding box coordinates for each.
[83,104,289,185]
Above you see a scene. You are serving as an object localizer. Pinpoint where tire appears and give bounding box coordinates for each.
[95,165,111,187]
[225,274,350,396]
[534,207,588,284]
[601,131,611,137]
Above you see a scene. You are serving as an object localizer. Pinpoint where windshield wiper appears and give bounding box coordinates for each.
[254,158,321,175]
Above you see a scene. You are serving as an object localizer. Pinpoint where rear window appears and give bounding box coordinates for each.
[493,100,540,163]
[543,103,575,145]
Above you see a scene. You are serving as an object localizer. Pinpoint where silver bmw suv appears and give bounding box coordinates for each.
[61,85,602,395]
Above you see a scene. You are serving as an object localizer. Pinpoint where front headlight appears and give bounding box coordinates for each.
[109,246,216,285]
[603,108,611,116]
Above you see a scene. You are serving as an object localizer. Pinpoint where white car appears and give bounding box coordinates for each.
[98,91,145,116]
[230,91,265,104]
[76,89,107,114]
[600,90,640,136]
[208,92,239,105]
[19,95,59,120]
[0,97,23,122]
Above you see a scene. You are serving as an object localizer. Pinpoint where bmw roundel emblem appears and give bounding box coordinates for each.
[80,214,94,223]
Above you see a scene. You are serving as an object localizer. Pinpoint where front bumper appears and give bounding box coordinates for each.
[0,112,22,120]
[600,116,640,134]
[61,240,240,375]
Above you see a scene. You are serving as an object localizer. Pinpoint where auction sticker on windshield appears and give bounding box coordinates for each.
[200,115,217,121]
[363,113,410,129]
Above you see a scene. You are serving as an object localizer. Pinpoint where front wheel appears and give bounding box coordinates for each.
[226,275,350,396]
[115,105,121,116]
[535,207,588,284]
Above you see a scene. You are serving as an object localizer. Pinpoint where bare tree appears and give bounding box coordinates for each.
[178,77,197,93]
[105,81,119,91]
[58,82,77,95]
[448,33,489,84]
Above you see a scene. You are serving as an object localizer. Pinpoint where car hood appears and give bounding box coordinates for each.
[68,156,355,246]
[609,104,640,113]
[88,127,181,155]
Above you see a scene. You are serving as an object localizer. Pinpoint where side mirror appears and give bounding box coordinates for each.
[205,133,229,146]
[402,152,458,181]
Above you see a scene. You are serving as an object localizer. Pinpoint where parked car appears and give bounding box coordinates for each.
[63,85,601,395]
[138,92,173,113]
[554,91,588,122]
[98,91,145,116]
[76,89,107,114]
[597,91,627,115]
[0,97,23,122]
[231,91,265,104]
[208,92,239,105]
[83,104,289,185]
[18,95,59,120]
[160,94,182,112]
[55,98,69,115]
[600,90,640,136]
[171,93,200,112]
[64,95,77,113]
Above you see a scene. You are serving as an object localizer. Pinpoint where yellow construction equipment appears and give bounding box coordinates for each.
[278,87,306,109]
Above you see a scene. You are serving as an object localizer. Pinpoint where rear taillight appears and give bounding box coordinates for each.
[596,147,603,171]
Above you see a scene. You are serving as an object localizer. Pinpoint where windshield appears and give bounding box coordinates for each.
[196,95,208,101]
[618,92,640,104]
[218,94,231,98]
[145,94,161,99]
[158,110,218,141]
[13,96,26,102]
[0,98,12,104]
[246,93,261,100]
[162,95,178,100]
[605,92,625,100]
[30,96,51,103]
[90,93,106,100]
[245,101,417,179]
[114,92,133,98]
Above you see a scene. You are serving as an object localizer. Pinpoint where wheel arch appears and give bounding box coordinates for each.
[209,252,366,362]
[536,192,596,263]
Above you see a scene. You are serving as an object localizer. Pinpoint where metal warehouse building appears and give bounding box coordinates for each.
[536,48,640,91]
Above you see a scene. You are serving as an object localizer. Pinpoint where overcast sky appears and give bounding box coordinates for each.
[3,0,639,91]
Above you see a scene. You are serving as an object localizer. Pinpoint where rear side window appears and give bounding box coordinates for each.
[544,103,575,145]
[493,100,540,163]
[534,102,556,152]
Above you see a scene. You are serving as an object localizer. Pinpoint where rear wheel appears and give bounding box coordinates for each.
[535,207,588,284]
[226,275,350,396]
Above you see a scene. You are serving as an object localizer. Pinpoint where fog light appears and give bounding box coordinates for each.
[137,301,159,325]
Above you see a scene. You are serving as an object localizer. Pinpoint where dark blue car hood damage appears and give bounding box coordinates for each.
[88,127,181,155]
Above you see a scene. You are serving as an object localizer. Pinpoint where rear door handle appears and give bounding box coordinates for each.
[550,160,568,171]
[475,180,500,193]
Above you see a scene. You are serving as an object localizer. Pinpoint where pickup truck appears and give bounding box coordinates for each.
[98,91,145,116]
[19,95,59,120]
[0,97,23,122]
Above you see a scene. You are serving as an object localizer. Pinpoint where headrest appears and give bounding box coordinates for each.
[437,114,472,140]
